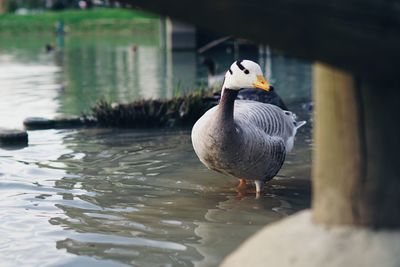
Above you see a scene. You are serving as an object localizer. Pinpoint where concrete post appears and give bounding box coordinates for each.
[165,17,196,50]
[313,63,400,228]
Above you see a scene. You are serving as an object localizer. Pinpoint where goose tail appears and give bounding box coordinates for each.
[295,120,306,130]
[289,112,306,130]
[285,113,306,153]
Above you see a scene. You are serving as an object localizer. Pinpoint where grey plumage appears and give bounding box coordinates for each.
[191,89,304,188]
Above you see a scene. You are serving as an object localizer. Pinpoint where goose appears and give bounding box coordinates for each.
[202,57,288,110]
[191,60,305,195]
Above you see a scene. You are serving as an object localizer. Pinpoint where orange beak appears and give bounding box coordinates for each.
[253,75,271,91]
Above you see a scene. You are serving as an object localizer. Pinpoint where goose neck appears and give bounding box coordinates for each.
[218,88,238,122]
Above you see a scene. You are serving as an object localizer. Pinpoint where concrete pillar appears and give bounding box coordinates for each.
[313,63,400,228]
[165,17,196,50]
[158,17,167,49]
[158,17,197,97]
[312,63,364,225]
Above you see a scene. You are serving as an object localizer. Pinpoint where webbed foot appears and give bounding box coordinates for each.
[237,179,248,190]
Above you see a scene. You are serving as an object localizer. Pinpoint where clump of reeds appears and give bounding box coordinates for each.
[89,90,217,128]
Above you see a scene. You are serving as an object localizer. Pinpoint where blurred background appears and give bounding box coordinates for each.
[0,0,311,127]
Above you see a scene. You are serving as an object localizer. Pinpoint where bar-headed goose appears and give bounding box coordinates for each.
[191,60,305,195]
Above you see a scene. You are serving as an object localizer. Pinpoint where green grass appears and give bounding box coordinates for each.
[0,8,159,34]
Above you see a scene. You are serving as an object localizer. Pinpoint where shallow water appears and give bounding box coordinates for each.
[0,34,312,266]
[0,127,311,267]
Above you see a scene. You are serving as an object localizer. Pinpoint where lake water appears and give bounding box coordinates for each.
[0,34,312,267]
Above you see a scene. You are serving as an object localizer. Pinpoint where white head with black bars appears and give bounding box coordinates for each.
[222,60,270,91]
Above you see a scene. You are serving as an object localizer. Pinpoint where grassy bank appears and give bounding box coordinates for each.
[0,8,159,34]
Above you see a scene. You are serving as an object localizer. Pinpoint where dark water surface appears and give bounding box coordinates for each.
[0,34,312,266]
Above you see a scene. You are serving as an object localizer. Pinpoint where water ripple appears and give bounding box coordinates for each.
[0,127,311,267]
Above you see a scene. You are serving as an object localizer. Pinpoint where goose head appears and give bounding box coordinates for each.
[222,60,271,91]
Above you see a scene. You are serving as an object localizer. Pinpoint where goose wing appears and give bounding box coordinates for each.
[229,101,292,180]
[234,100,295,141]
[238,129,287,180]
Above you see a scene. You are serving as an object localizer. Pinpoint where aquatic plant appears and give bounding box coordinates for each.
[89,90,217,128]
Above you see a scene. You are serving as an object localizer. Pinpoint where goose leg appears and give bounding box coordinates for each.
[237,179,247,190]
[254,180,264,197]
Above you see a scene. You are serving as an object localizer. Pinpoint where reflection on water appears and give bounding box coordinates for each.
[0,34,201,124]
[0,34,312,266]
[0,34,311,128]
[0,59,61,128]
[0,126,311,267]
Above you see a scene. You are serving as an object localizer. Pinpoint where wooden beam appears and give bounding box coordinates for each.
[124,0,400,82]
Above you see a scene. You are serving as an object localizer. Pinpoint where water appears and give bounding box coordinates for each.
[0,34,312,266]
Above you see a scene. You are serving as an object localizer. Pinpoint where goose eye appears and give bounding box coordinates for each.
[244,69,249,74]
